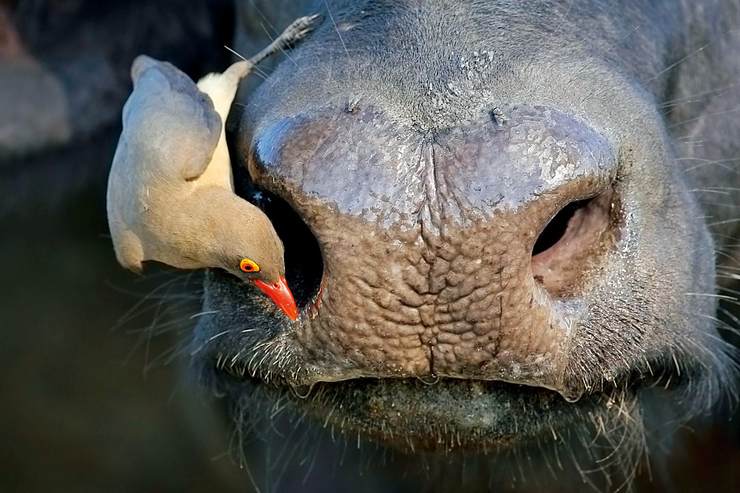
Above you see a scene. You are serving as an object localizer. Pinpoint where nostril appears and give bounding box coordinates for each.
[531,191,616,297]
[232,163,324,309]
[258,190,324,309]
[531,198,591,256]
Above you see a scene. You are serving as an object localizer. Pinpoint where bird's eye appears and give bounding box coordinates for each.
[239,258,260,273]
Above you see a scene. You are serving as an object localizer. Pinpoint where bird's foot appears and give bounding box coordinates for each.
[248,14,322,66]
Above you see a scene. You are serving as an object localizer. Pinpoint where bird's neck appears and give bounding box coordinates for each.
[164,186,247,268]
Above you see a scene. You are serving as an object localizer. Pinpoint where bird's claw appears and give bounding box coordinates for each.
[283,14,322,42]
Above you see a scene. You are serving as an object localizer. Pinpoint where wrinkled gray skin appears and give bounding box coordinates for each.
[192,0,740,483]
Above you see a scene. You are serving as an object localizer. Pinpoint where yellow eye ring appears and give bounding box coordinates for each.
[239,258,260,273]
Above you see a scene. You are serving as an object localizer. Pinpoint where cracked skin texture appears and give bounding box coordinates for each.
[247,105,616,398]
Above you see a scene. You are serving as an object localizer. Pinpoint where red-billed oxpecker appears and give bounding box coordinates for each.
[106,16,318,321]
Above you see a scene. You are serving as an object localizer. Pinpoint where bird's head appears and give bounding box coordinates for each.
[218,204,298,321]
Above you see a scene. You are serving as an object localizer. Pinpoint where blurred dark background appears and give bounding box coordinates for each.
[1,1,739,491]
[1,1,247,491]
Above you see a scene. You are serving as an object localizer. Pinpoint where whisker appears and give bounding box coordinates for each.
[323,0,349,59]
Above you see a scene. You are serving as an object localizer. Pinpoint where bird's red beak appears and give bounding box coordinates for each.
[253,276,299,321]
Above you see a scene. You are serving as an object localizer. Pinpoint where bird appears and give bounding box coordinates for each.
[106,15,318,321]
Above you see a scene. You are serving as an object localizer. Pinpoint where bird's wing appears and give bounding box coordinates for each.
[122,55,222,182]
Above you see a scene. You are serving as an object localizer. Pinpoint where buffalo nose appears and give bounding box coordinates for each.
[247,104,619,400]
